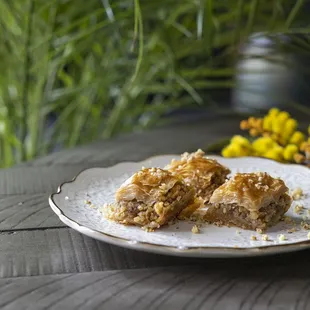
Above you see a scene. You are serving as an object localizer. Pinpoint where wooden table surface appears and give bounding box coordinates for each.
[1,114,310,310]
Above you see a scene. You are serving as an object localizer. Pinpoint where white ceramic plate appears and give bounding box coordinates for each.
[49,155,310,258]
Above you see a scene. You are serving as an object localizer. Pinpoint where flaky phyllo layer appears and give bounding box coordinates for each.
[105,168,195,231]
[205,172,292,230]
[165,149,230,203]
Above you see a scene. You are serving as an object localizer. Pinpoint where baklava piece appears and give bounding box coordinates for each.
[165,149,230,203]
[205,172,292,231]
[177,196,205,220]
[105,168,195,231]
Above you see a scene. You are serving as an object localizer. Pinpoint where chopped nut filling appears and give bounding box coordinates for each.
[104,168,195,231]
[205,194,291,231]
[205,173,291,231]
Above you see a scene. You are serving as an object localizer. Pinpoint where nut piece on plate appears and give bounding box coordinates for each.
[104,168,195,231]
[291,187,303,200]
[204,172,292,231]
[165,149,230,205]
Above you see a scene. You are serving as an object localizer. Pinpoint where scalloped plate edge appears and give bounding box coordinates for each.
[49,155,310,258]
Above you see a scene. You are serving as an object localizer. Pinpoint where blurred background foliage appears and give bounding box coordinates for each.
[0,0,310,167]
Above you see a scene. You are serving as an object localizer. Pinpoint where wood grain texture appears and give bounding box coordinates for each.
[0,194,63,230]
[1,226,310,279]
[1,267,310,310]
[0,165,96,195]
[2,115,310,309]
[0,228,206,278]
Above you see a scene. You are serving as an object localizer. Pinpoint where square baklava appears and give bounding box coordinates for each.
[105,168,195,231]
[165,149,230,204]
[205,172,292,231]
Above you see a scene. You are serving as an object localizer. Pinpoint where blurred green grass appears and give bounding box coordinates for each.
[0,0,309,167]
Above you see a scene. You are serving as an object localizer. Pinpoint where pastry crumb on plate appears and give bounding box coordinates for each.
[292,187,304,200]
[294,204,304,214]
[301,221,310,230]
[191,225,200,234]
[278,234,286,241]
[287,227,297,234]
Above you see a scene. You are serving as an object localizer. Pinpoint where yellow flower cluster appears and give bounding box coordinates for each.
[222,108,310,165]
[222,136,252,158]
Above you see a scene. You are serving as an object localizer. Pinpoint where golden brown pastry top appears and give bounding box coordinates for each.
[116,168,183,204]
[165,149,230,182]
[209,172,291,211]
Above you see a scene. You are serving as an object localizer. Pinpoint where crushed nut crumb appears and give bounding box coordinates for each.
[261,234,269,241]
[292,188,303,200]
[85,200,92,205]
[301,221,310,230]
[256,228,263,234]
[278,234,286,241]
[294,205,304,214]
[288,227,297,234]
[191,225,200,234]
[188,210,205,223]
[236,230,241,235]
[250,235,257,241]
[141,225,155,232]
[283,216,294,224]
[168,218,177,226]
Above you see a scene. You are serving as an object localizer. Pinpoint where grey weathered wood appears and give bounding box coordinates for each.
[0,194,63,230]
[1,267,310,310]
[1,115,310,309]
[1,225,310,279]
[0,165,96,195]
[0,228,206,278]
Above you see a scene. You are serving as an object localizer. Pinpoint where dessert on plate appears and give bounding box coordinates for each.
[204,172,292,231]
[105,167,195,231]
[165,149,230,204]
